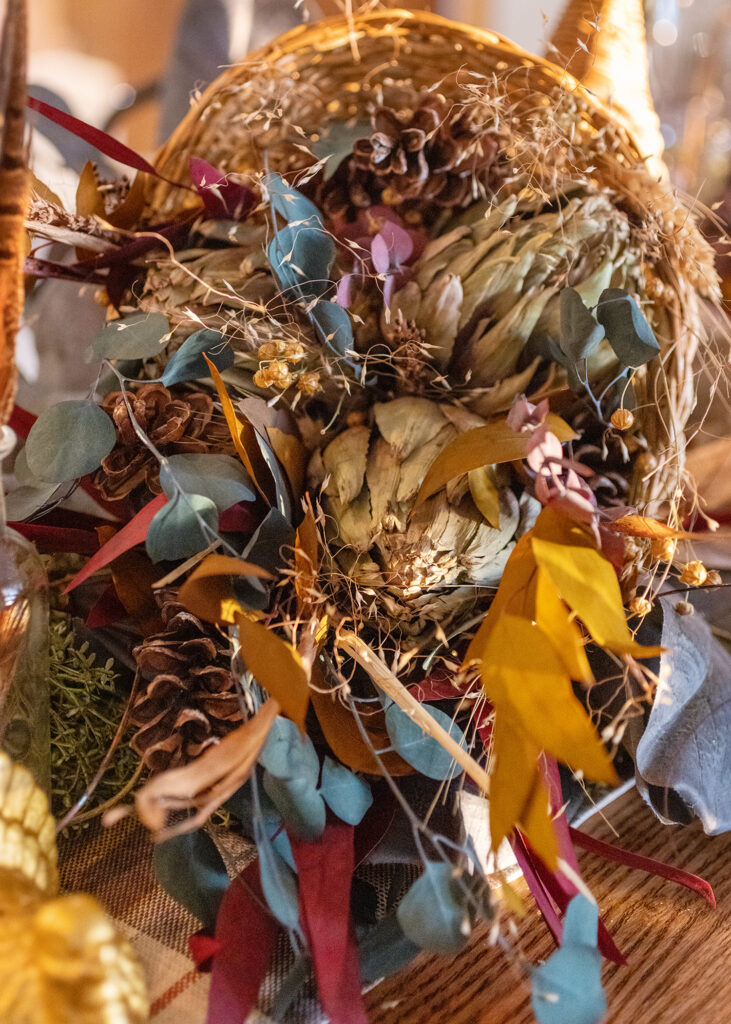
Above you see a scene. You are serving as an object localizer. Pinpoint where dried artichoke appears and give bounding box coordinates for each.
[388,188,644,414]
[312,396,537,642]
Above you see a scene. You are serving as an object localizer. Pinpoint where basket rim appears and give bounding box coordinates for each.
[154,7,643,165]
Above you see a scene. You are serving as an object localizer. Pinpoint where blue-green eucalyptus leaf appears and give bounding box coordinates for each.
[359,914,421,984]
[385,702,466,780]
[310,298,356,362]
[319,756,373,826]
[559,288,605,363]
[263,771,326,841]
[531,895,605,1024]
[268,223,334,298]
[159,453,255,511]
[253,815,300,930]
[4,482,60,521]
[145,491,218,562]
[595,288,659,367]
[25,400,116,483]
[162,329,234,386]
[258,716,319,783]
[264,172,323,225]
[635,597,731,834]
[396,861,470,955]
[234,509,294,610]
[93,311,170,360]
[153,829,229,929]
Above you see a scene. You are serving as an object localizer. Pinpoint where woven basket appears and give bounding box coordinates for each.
[142,7,717,512]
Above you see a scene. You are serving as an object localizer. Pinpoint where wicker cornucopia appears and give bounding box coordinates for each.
[9,4,731,1024]
[139,6,717,513]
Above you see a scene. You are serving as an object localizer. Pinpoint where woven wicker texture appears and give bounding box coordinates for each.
[141,7,719,510]
[548,0,665,165]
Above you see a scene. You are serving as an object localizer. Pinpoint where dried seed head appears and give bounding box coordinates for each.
[253,360,292,390]
[296,370,321,396]
[283,341,305,363]
[675,600,694,616]
[650,537,676,562]
[706,570,722,587]
[257,340,287,361]
[679,560,708,587]
[629,595,652,617]
[643,266,669,302]
[611,408,634,431]
[635,452,658,475]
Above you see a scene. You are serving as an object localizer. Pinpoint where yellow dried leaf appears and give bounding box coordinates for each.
[480,615,618,785]
[75,161,105,218]
[31,171,63,209]
[462,533,537,668]
[488,715,538,851]
[531,508,662,658]
[267,425,306,501]
[520,770,560,870]
[468,466,501,528]
[178,554,272,624]
[205,354,275,504]
[236,614,310,732]
[295,500,319,614]
[534,567,593,685]
[416,413,576,506]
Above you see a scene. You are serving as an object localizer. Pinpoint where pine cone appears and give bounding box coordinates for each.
[93,382,235,505]
[322,97,505,219]
[130,601,243,774]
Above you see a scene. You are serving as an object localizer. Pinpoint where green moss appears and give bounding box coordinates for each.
[49,614,139,825]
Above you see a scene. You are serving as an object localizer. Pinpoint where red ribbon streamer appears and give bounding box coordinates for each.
[206,862,279,1024]
[291,822,369,1024]
[27,96,190,190]
[64,493,166,593]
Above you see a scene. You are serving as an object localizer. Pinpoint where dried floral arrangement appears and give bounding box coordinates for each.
[4,4,731,1024]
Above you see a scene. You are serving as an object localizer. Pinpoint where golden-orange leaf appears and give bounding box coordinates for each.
[534,567,593,685]
[294,500,319,615]
[205,354,275,505]
[415,413,577,506]
[607,515,691,539]
[235,614,310,732]
[178,554,272,624]
[310,667,412,777]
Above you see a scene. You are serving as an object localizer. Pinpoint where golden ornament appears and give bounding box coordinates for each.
[0,751,148,1023]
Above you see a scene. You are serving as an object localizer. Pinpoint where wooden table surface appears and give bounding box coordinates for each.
[366,788,730,1024]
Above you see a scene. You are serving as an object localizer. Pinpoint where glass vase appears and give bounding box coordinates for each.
[0,426,50,789]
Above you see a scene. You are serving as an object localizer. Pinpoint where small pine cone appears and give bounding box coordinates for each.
[321,97,505,218]
[130,600,243,774]
[93,382,235,505]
